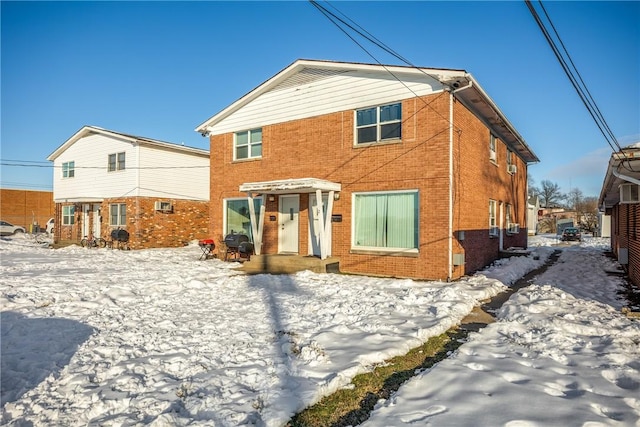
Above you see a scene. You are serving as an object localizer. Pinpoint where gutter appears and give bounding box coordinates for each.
[612,168,640,186]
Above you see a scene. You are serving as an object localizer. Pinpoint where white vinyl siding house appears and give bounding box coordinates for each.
[49,127,209,202]
[47,126,211,249]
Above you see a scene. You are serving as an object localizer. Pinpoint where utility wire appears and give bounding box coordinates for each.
[308,0,457,128]
[525,0,622,155]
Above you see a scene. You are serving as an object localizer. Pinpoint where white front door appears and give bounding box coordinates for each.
[92,204,101,238]
[308,193,331,256]
[278,195,299,254]
[82,204,91,238]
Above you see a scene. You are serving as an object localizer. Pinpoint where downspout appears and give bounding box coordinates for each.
[447,80,473,281]
[448,89,454,281]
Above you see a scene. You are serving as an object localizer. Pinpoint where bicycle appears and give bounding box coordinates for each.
[81,234,107,248]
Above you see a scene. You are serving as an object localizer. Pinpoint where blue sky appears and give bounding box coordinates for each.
[2,1,638,197]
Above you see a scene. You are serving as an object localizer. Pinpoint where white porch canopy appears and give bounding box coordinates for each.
[239,178,341,260]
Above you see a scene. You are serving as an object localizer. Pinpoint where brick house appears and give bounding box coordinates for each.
[599,143,640,288]
[196,59,538,280]
[47,126,210,249]
[0,188,54,232]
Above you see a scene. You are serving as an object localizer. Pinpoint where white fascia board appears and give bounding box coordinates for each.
[194,59,467,134]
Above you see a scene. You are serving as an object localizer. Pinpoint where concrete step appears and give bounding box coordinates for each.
[239,254,340,275]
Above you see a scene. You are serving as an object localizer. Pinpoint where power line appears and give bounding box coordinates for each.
[0,161,209,170]
[525,0,622,155]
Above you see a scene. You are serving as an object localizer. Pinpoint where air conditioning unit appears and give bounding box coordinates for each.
[507,164,517,174]
[489,226,499,237]
[489,151,497,162]
[507,223,520,234]
[620,183,640,203]
[154,201,173,212]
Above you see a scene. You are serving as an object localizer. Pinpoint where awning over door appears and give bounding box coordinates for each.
[239,178,341,259]
[239,178,341,195]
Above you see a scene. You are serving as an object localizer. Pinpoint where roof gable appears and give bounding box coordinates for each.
[47,126,209,161]
[195,59,538,163]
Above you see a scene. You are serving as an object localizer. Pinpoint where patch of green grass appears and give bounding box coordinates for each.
[287,328,466,427]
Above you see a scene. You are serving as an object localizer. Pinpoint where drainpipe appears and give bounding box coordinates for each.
[448,80,473,280]
[448,89,454,281]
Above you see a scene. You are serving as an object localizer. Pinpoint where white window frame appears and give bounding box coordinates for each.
[62,205,75,225]
[234,128,262,161]
[108,152,126,172]
[223,197,263,240]
[62,161,75,178]
[355,102,402,145]
[489,199,498,236]
[489,134,497,162]
[351,189,419,253]
[110,203,127,226]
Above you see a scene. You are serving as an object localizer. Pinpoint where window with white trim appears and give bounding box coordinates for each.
[489,199,498,236]
[62,205,75,225]
[234,128,262,160]
[62,161,75,178]
[108,152,126,172]
[489,134,497,162]
[356,103,402,144]
[224,198,263,240]
[110,203,127,226]
[353,190,418,251]
[506,203,519,234]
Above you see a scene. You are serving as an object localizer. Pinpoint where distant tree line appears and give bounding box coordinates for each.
[529,175,599,233]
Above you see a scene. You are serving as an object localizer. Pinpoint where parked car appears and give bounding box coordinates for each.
[0,220,26,236]
[45,218,54,234]
[561,227,582,242]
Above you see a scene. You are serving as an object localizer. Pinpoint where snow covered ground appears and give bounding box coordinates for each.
[1,234,638,426]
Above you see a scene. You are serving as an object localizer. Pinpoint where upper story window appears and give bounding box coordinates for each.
[489,134,497,163]
[506,149,516,174]
[108,152,126,172]
[62,161,75,178]
[356,103,402,145]
[234,128,262,160]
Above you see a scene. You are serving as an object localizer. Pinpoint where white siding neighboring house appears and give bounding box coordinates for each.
[47,126,210,249]
[527,195,540,235]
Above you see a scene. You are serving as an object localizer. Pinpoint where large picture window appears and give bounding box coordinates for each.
[353,191,418,251]
[110,203,127,226]
[225,198,263,241]
[234,128,262,160]
[62,205,75,225]
[356,103,402,144]
[62,161,75,178]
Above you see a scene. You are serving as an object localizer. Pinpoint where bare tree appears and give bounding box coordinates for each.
[576,196,599,232]
[540,180,565,207]
[567,187,584,210]
[528,173,540,198]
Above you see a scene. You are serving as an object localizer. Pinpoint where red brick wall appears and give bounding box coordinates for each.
[611,203,640,289]
[0,189,54,232]
[451,99,528,274]
[55,198,209,249]
[210,92,529,280]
